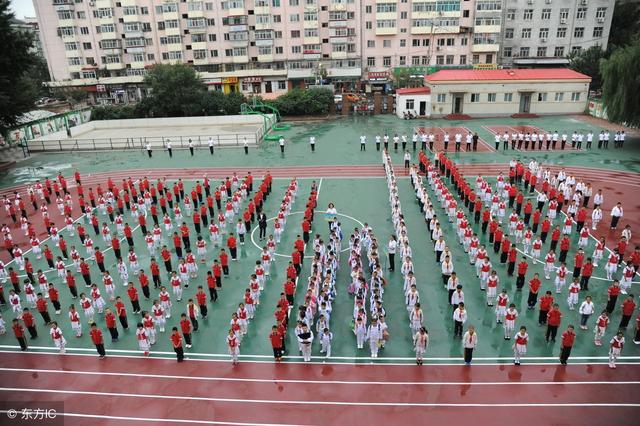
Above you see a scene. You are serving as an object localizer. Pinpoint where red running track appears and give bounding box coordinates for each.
[0,353,638,425]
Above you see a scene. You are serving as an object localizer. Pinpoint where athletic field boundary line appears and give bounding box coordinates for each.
[1,367,639,386]
[1,388,639,408]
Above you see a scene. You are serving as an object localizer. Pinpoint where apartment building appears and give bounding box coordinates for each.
[361,0,503,88]
[34,0,611,102]
[36,0,363,100]
[499,0,615,67]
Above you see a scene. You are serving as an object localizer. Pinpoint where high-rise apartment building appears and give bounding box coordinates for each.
[33,0,611,101]
[499,0,615,67]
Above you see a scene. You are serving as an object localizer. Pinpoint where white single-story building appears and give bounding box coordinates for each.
[395,87,431,118]
[425,68,591,118]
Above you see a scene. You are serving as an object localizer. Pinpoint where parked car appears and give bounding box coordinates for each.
[334,94,343,103]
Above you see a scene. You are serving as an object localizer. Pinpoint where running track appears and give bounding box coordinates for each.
[0,353,638,425]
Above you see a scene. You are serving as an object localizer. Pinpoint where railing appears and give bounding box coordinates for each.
[27,130,264,153]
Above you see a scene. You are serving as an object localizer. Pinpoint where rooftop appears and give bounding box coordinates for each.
[426,68,592,82]
[396,87,431,95]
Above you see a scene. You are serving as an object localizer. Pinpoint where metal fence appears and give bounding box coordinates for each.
[27,129,263,152]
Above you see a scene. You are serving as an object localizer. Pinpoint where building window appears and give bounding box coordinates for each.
[445,55,454,64]
[291,45,301,53]
[275,46,283,54]
[554,92,564,102]
[400,11,408,19]
[277,81,286,90]
[291,30,300,38]
[376,3,397,13]
[377,20,397,29]
[365,21,372,29]
[504,28,514,39]
[410,56,419,65]
[504,93,513,102]
[365,5,371,13]
[506,9,515,20]
[437,38,445,47]
[459,55,466,65]
[537,46,547,57]
[400,39,406,47]
[523,9,533,20]
[521,28,531,39]
[571,92,581,101]
[367,40,375,47]
[487,93,496,102]
[382,56,391,66]
[460,38,467,46]
[472,54,479,64]
[503,47,512,57]
[421,55,428,65]
[541,8,551,20]
[289,0,299,4]
[412,39,420,47]
[399,55,406,65]
[436,55,444,65]
[437,94,446,103]
[538,92,547,102]
[470,93,480,103]
[593,27,603,38]
[383,39,391,48]
[447,38,455,46]
[539,28,549,38]
[367,57,375,66]
[82,42,92,49]
[556,27,566,38]
[554,46,565,57]
[574,27,584,38]
[559,8,569,20]
[423,38,430,46]
[80,27,89,35]
[596,7,607,19]
[290,14,299,22]
[571,46,582,54]
[76,11,86,19]
[576,7,587,20]
[208,34,217,42]
[405,99,414,110]
[519,47,530,57]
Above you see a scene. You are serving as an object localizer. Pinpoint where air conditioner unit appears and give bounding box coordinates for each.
[436,46,441,50]
[580,0,587,4]
[527,0,533,4]
[89,1,95,6]
[541,38,547,43]
[545,0,552,3]
[597,17,605,23]
[560,18,567,24]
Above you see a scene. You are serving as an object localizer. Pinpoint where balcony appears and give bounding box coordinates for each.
[95,0,112,8]
[188,9,204,18]
[375,27,397,35]
[57,18,75,27]
[330,51,347,59]
[123,30,144,38]
[232,55,249,63]
[474,25,501,34]
[130,61,146,69]
[303,52,322,59]
[106,62,125,70]
[64,49,79,58]
[288,68,314,79]
[375,12,397,20]
[330,36,348,44]
[191,42,207,50]
[194,57,209,66]
[303,20,319,29]
[258,54,274,62]
[329,20,347,28]
[471,43,499,53]
[228,24,248,32]
[123,14,138,23]
[228,8,246,16]
[303,36,320,44]
[255,22,271,31]
[329,3,346,11]
[99,16,116,25]
[162,12,179,20]
[164,27,181,36]
[254,6,270,15]
[255,39,274,47]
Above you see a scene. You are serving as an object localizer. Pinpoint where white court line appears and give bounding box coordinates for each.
[1,388,639,408]
[0,411,303,426]
[1,367,638,387]
[2,348,640,366]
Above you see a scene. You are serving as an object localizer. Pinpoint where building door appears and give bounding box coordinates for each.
[419,101,426,116]
[453,95,464,114]
[519,93,531,113]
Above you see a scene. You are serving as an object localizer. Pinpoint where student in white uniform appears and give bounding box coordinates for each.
[413,327,429,365]
[366,317,383,358]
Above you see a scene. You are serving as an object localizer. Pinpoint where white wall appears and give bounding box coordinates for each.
[396,94,432,118]
[428,80,590,117]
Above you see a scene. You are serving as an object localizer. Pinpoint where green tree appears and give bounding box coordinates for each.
[270,88,332,115]
[600,39,640,127]
[143,63,207,117]
[0,0,40,131]
[608,1,640,48]
[568,46,608,91]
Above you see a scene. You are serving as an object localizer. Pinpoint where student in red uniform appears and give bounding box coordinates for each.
[180,313,193,348]
[171,327,185,362]
[127,282,141,313]
[619,295,637,330]
[516,257,529,290]
[546,303,562,343]
[104,307,119,341]
[206,271,218,302]
[227,233,237,261]
[22,308,37,339]
[12,319,28,351]
[90,322,106,359]
[115,296,129,329]
[538,291,554,325]
[212,260,223,288]
[35,293,51,325]
[559,324,576,365]
[196,286,208,319]
[269,325,284,361]
[219,249,229,276]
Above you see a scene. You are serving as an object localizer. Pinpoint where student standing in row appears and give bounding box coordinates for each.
[90,322,106,359]
[559,325,575,365]
[462,325,477,365]
[171,327,185,362]
[309,136,316,152]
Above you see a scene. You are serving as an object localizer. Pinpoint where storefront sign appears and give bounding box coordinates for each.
[368,72,390,81]
[243,77,263,83]
[222,77,238,84]
[96,84,106,92]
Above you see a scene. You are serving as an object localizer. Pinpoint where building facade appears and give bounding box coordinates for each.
[499,0,615,67]
[33,0,610,101]
[426,68,591,117]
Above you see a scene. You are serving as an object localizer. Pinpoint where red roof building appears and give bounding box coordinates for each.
[424,68,591,118]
